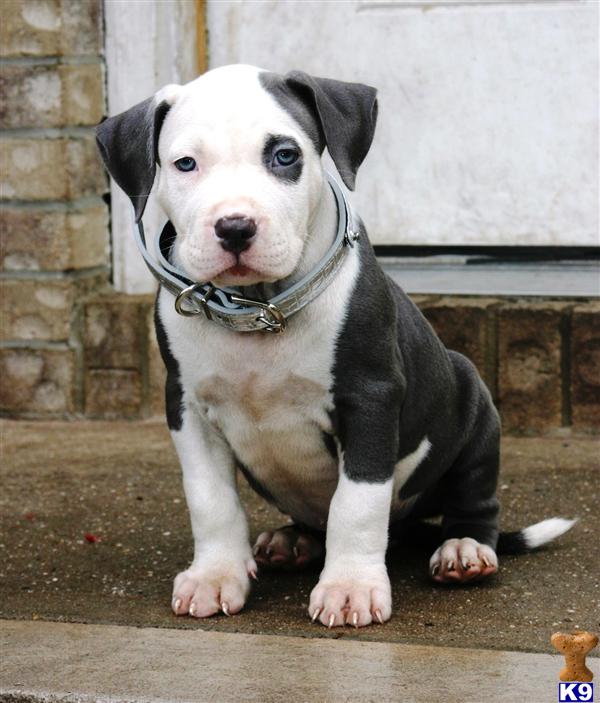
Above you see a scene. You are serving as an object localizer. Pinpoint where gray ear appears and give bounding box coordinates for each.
[96,97,172,222]
[284,71,378,190]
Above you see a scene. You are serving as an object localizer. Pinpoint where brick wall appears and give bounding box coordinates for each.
[74,292,598,436]
[0,0,110,416]
[417,297,599,436]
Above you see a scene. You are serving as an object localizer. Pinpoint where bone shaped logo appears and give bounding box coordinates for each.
[552,630,598,683]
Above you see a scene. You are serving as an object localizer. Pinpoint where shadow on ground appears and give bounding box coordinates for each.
[1,419,598,654]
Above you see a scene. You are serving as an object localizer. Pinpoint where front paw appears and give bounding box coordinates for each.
[172,557,256,618]
[308,564,392,628]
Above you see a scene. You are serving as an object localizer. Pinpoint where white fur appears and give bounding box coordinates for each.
[308,469,394,627]
[160,136,363,615]
[521,517,577,549]
[391,436,430,516]
[159,179,359,530]
[324,471,394,571]
[155,65,324,286]
[169,404,256,617]
[154,65,388,625]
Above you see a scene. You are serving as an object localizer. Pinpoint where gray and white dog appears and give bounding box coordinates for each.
[96,64,574,628]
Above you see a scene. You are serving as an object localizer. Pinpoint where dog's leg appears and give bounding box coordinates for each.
[308,472,394,627]
[170,405,256,617]
[306,369,402,628]
[430,404,501,584]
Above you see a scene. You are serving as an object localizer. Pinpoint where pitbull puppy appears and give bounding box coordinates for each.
[96,64,574,628]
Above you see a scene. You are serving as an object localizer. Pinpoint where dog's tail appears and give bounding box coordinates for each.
[496,517,577,555]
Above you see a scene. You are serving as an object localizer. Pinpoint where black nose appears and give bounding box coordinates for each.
[214,216,257,254]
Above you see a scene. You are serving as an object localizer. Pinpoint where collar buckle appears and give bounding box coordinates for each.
[230,295,287,334]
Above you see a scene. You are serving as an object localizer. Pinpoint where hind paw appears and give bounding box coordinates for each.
[430,537,498,583]
[253,525,324,570]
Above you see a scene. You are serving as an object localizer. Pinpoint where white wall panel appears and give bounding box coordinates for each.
[105,0,197,293]
[207,0,599,247]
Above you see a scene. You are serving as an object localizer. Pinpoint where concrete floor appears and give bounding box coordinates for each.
[1,419,598,658]
[6,619,597,703]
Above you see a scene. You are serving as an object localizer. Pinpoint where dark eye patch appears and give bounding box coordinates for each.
[263,134,303,184]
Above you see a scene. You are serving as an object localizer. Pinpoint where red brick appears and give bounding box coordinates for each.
[0,64,103,129]
[1,279,73,342]
[0,136,106,201]
[571,302,600,432]
[498,303,570,434]
[0,0,101,58]
[0,347,75,415]
[0,207,109,272]
[85,369,142,419]
[83,298,146,369]
[418,297,498,393]
[145,306,165,418]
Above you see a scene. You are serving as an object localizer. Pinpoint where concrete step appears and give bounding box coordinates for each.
[4,619,597,703]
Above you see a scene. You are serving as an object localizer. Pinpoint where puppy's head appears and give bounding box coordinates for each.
[97,64,377,286]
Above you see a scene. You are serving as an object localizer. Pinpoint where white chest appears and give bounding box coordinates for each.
[158,245,359,527]
[196,365,338,526]
[162,303,347,527]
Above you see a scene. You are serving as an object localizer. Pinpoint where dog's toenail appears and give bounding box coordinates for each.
[352,611,359,628]
[312,607,322,623]
[221,601,230,616]
[173,597,182,613]
[328,613,335,628]
[252,545,260,556]
[431,564,439,576]
[447,560,455,571]
[375,609,384,624]
[482,556,491,567]
[189,602,196,617]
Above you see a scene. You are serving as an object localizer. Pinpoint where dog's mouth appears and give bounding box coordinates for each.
[225,263,253,277]
[212,259,269,287]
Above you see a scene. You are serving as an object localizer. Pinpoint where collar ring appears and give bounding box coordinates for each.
[175,283,215,319]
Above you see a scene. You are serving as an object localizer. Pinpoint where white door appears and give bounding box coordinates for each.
[207,0,599,247]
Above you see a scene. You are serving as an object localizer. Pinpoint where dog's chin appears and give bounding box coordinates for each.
[212,264,278,288]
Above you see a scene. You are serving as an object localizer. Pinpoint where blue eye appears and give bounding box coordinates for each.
[274,149,299,167]
[174,157,197,172]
